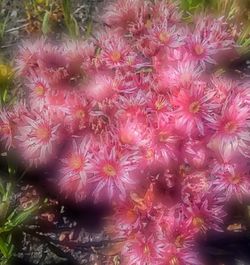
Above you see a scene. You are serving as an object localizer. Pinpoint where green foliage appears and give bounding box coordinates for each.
[0,179,39,264]
[62,0,79,38]
[0,64,13,106]
[0,15,8,42]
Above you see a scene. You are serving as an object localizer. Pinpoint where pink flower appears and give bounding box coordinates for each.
[89,145,139,202]
[15,38,46,76]
[121,233,165,265]
[27,77,49,111]
[147,92,172,123]
[185,198,226,233]
[195,16,235,50]
[210,75,235,104]
[101,0,147,31]
[116,90,148,121]
[15,111,62,166]
[212,162,250,202]
[36,42,69,87]
[117,117,150,147]
[57,136,92,201]
[160,246,202,265]
[158,60,202,90]
[182,170,210,203]
[0,109,13,150]
[182,139,210,169]
[64,40,95,75]
[208,98,250,158]
[152,1,181,25]
[149,122,180,166]
[97,30,136,69]
[63,92,91,134]
[172,81,218,136]
[149,20,184,50]
[112,199,141,237]
[85,72,119,103]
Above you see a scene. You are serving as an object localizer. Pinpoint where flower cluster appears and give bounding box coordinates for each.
[0,0,250,264]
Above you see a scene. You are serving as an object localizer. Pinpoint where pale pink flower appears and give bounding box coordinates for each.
[0,109,13,150]
[27,77,49,111]
[147,91,172,123]
[159,60,202,90]
[152,1,181,25]
[15,38,46,76]
[182,170,210,203]
[210,75,235,104]
[182,139,210,169]
[15,111,62,167]
[57,136,92,201]
[172,81,218,136]
[149,20,184,50]
[64,40,95,74]
[85,72,119,102]
[89,145,139,202]
[63,92,91,134]
[149,122,180,166]
[212,162,250,202]
[38,43,68,87]
[97,30,136,69]
[101,0,148,31]
[195,16,235,50]
[208,98,250,158]
[116,90,148,121]
[186,34,217,67]
[117,117,150,147]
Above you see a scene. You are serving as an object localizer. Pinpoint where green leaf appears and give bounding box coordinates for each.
[0,236,10,258]
[8,206,37,227]
[62,0,79,37]
[42,11,51,35]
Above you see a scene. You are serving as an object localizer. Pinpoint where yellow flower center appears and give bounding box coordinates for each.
[110,51,121,63]
[158,131,169,143]
[159,32,170,43]
[68,154,83,170]
[145,19,152,29]
[36,126,50,141]
[0,124,11,135]
[192,216,205,229]
[75,109,85,119]
[224,121,237,133]
[103,164,116,177]
[194,44,204,56]
[189,101,200,114]
[169,256,180,265]
[146,148,154,160]
[228,174,241,185]
[175,235,184,248]
[155,99,165,110]
[143,244,150,255]
[35,85,45,96]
